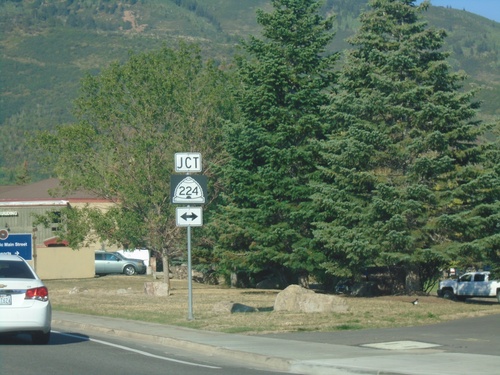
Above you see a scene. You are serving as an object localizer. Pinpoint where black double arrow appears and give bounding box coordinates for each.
[181,212,198,221]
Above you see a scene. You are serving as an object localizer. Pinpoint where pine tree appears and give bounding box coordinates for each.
[212,0,338,286]
[313,0,499,292]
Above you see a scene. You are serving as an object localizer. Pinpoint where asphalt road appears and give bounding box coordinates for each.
[262,314,500,356]
[3,312,498,375]
[0,331,284,375]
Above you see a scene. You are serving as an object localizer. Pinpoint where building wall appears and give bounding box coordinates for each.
[1,200,116,280]
[33,246,96,280]
[1,204,67,246]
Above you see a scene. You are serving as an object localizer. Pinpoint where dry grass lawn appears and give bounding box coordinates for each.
[45,275,500,334]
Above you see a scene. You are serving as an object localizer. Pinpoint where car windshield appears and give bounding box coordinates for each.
[459,274,472,282]
[0,260,36,279]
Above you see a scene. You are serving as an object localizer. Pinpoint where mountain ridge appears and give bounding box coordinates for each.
[0,0,498,183]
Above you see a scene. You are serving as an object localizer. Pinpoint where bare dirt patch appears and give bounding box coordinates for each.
[45,275,500,334]
[122,10,147,33]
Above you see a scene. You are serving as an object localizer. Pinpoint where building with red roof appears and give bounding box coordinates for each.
[0,179,113,279]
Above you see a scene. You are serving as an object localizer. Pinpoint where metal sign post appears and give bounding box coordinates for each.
[172,152,205,321]
[187,224,193,321]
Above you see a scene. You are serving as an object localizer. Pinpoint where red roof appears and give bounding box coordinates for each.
[43,236,70,247]
[0,178,109,203]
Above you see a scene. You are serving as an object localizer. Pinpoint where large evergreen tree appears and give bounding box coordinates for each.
[211,0,338,286]
[313,0,499,292]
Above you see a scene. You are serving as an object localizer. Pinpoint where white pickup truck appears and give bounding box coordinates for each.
[437,272,500,302]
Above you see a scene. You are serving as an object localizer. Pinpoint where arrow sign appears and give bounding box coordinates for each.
[176,207,203,227]
[181,212,198,221]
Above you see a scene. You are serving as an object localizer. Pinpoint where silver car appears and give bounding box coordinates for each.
[95,251,146,276]
[0,254,52,344]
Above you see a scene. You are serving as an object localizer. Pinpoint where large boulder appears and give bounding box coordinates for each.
[144,282,170,296]
[274,285,349,313]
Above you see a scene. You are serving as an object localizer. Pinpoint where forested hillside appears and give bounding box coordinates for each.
[1,0,499,183]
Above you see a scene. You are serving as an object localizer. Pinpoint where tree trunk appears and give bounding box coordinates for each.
[149,256,156,279]
[161,252,170,295]
[298,272,309,288]
[405,269,421,294]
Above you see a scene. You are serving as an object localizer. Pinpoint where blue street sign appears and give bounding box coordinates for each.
[0,233,33,260]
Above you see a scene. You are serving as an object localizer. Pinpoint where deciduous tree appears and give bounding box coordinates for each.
[33,43,237,293]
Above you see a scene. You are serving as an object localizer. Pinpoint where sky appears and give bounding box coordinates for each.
[415,0,500,22]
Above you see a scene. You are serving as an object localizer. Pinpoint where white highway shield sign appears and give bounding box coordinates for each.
[171,175,207,204]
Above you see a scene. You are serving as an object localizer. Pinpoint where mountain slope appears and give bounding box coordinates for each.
[0,0,498,183]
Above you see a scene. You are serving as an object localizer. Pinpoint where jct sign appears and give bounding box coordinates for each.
[175,152,202,173]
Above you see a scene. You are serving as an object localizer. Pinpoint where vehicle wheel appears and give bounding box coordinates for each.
[123,265,137,276]
[497,290,500,303]
[32,331,50,345]
[442,289,455,300]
